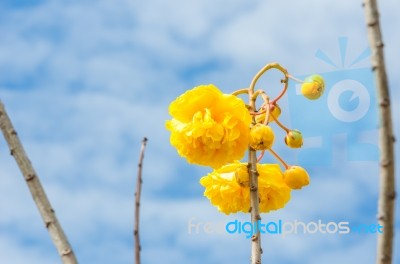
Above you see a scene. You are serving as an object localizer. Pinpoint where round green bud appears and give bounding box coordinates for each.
[284,129,303,148]
[301,74,325,100]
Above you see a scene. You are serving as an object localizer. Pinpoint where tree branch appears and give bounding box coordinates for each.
[363,1,396,264]
[0,101,78,264]
[134,137,147,264]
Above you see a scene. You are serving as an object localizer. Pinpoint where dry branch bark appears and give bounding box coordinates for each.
[248,147,262,264]
[0,101,78,264]
[363,1,396,263]
[134,137,147,264]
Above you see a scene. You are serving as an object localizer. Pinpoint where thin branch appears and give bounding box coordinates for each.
[363,1,396,264]
[247,63,289,263]
[248,146,262,264]
[134,137,148,264]
[0,101,78,264]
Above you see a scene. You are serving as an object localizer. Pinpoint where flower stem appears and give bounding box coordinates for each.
[287,74,304,83]
[248,146,262,264]
[271,115,290,133]
[257,150,266,163]
[247,63,289,263]
[248,63,288,96]
[248,77,262,264]
[268,148,289,170]
[260,94,270,125]
[232,88,249,96]
[270,80,288,104]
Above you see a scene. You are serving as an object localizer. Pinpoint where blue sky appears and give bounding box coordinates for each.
[0,0,399,263]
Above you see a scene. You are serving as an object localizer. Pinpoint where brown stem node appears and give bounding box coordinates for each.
[62,249,73,256]
[25,173,36,181]
[380,159,391,167]
[387,191,396,200]
[379,98,390,107]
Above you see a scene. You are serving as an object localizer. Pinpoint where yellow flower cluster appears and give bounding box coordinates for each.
[166,68,323,215]
[200,161,291,214]
[166,84,251,168]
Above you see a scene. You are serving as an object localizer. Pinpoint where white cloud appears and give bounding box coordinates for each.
[0,235,56,264]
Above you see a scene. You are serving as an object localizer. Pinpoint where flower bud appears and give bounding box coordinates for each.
[283,166,310,189]
[284,129,303,148]
[255,104,281,123]
[235,165,249,187]
[301,74,325,100]
[250,124,275,150]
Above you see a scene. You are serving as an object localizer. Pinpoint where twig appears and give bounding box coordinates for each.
[246,63,288,263]
[134,137,147,264]
[0,101,78,264]
[363,1,396,264]
[248,147,262,264]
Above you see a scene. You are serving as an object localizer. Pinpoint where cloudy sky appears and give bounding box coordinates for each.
[0,0,399,263]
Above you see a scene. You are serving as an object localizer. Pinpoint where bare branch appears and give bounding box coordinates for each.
[248,148,262,264]
[134,137,148,264]
[363,1,396,264]
[0,101,78,264]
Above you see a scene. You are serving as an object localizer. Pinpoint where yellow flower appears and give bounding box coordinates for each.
[301,74,325,100]
[200,161,291,214]
[235,163,249,187]
[200,162,250,214]
[166,84,251,168]
[249,124,275,150]
[283,166,310,190]
[284,129,303,148]
[258,164,291,213]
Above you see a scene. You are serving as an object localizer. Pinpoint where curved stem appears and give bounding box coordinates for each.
[271,115,290,133]
[248,62,288,99]
[287,74,304,83]
[260,94,270,125]
[268,148,289,170]
[257,150,266,163]
[232,88,249,96]
[271,79,288,104]
[271,74,303,104]
[251,90,266,101]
